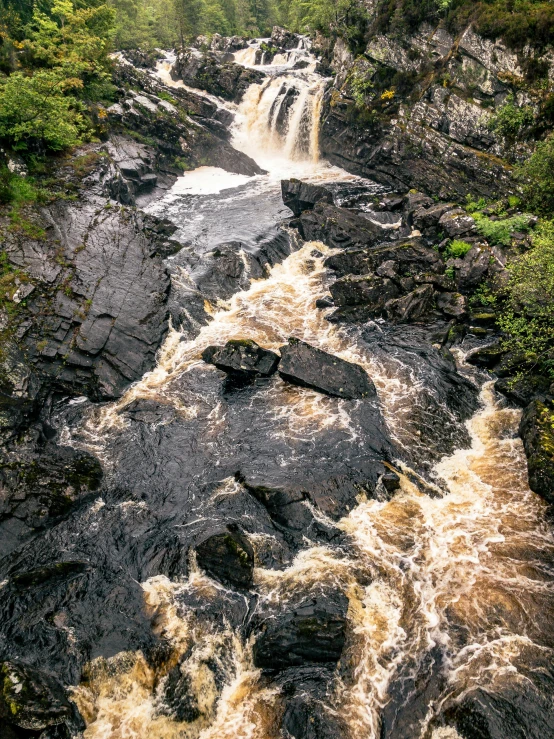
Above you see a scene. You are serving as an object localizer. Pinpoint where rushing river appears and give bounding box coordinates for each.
[33,38,554,739]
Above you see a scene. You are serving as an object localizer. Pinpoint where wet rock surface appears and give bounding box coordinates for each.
[195,526,255,588]
[519,398,554,504]
[252,590,348,670]
[202,339,280,380]
[281,178,333,216]
[279,338,376,399]
[0,661,84,734]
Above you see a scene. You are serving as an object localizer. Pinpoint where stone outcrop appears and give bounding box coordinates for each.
[281,179,333,216]
[195,526,255,588]
[519,399,554,504]
[172,49,266,102]
[319,21,541,198]
[0,661,84,735]
[202,339,280,380]
[278,338,377,399]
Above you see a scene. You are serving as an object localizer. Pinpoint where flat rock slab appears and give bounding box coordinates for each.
[202,339,280,378]
[278,338,376,400]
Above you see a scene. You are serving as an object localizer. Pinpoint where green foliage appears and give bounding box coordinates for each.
[0,0,115,153]
[376,0,554,51]
[487,95,534,141]
[516,133,554,218]
[445,239,472,258]
[0,70,87,150]
[445,266,455,280]
[473,212,535,246]
[465,194,487,213]
[498,221,554,379]
[348,61,374,108]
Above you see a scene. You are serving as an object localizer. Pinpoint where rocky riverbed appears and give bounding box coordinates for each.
[1,25,554,739]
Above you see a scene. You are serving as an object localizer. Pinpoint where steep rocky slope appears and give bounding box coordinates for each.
[319,10,553,198]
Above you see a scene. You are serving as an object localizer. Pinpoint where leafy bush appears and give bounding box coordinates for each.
[445,239,472,258]
[473,212,535,246]
[516,133,554,217]
[488,95,534,141]
[498,221,554,379]
[0,70,86,150]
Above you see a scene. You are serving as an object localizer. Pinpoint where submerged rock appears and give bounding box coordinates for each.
[278,338,376,399]
[277,666,348,739]
[202,339,280,379]
[195,526,254,588]
[252,591,348,670]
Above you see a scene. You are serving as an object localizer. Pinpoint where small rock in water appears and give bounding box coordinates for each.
[278,338,376,399]
[195,525,254,589]
[252,591,348,670]
[382,470,401,493]
[202,339,280,379]
[315,295,334,309]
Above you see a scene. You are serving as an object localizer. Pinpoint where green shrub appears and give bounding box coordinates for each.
[488,95,534,141]
[498,221,554,379]
[473,212,535,246]
[445,239,472,258]
[516,133,554,217]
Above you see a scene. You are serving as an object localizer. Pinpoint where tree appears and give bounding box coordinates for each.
[0,69,86,150]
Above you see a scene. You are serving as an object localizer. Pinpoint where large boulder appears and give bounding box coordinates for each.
[330,274,399,310]
[519,398,554,504]
[278,338,376,399]
[278,667,348,739]
[298,203,385,249]
[202,339,280,379]
[324,239,444,278]
[195,526,254,589]
[0,662,83,734]
[385,284,435,323]
[271,26,303,50]
[281,179,333,216]
[252,591,348,670]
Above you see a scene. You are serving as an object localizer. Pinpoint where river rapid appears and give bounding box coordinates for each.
[8,38,554,739]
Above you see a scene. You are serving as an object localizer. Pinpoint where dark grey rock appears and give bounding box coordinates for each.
[385,284,435,323]
[281,179,333,216]
[436,291,467,318]
[299,203,385,249]
[519,398,554,504]
[196,526,254,588]
[202,339,280,379]
[278,338,376,399]
[330,274,399,310]
[252,591,348,670]
[0,661,83,733]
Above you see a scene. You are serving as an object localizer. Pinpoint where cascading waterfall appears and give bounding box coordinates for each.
[230,37,325,164]
[233,77,325,163]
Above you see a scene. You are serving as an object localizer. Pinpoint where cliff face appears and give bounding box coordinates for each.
[319,12,552,198]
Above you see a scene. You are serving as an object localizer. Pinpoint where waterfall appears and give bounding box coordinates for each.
[233,76,326,164]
